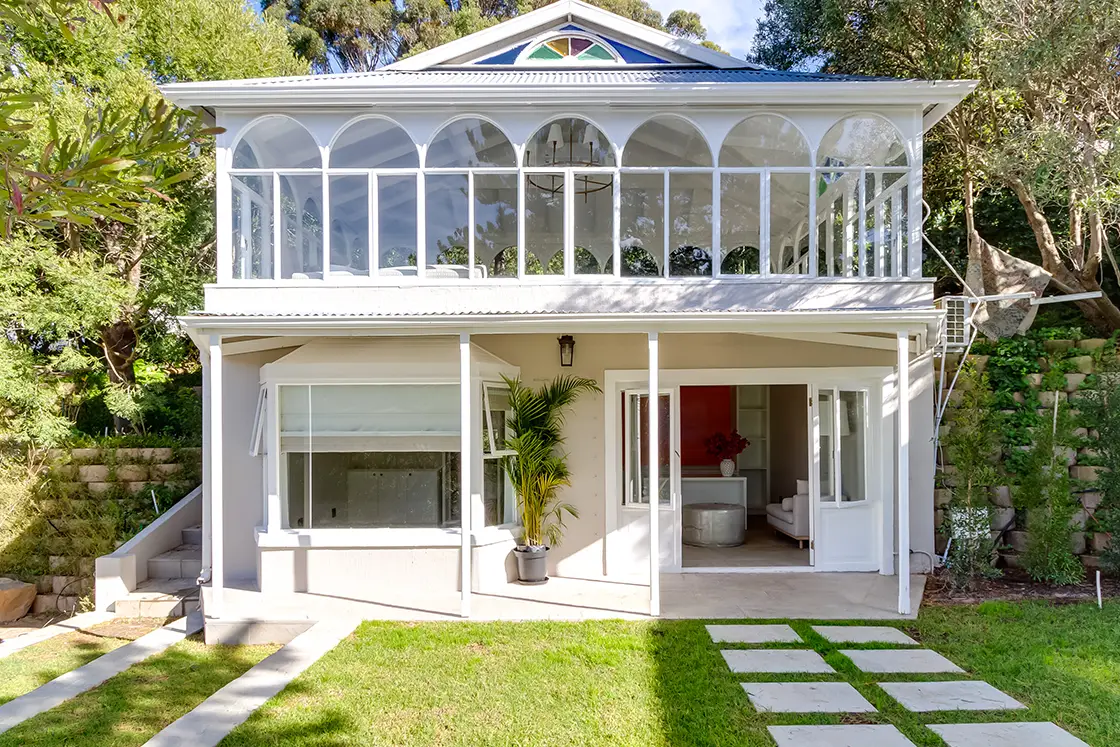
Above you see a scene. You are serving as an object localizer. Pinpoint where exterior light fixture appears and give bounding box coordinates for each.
[558,335,575,367]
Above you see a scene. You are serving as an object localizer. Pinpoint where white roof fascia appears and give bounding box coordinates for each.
[179,309,943,338]
[159,79,977,110]
[384,0,756,71]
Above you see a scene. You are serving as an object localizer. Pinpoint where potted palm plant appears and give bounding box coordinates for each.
[502,374,601,584]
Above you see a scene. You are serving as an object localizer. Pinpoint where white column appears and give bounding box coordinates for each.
[896,331,911,615]
[648,332,660,617]
[459,333,472,618]
[266,383,281,533]
[199,341,212,582]
[208,336,224,618]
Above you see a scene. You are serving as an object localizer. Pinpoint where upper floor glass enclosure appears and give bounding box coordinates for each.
[224,111,917,283]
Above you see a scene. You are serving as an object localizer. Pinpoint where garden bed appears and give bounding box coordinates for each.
[924,566,1120,605]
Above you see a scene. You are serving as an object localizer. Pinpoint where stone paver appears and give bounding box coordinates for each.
[706,624,801,644]
[0,613,202,735]
[769,724,916,746]
[930,722,1089,747]
[721,649,834,673]
[842,648,963,673]
[144,616,360,747]
[0,611,115,659]
[812,625,917,645]
[742,682,874,713]
[879,681,1026,712]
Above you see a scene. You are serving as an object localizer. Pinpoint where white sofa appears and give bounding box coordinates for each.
[765,479,810,548]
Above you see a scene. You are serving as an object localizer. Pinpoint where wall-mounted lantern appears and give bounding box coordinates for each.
[558,335,575,367]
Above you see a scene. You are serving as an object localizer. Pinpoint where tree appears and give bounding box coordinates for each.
[263,0,718,74]
[0,0,305,439]
[752,0,1120,332]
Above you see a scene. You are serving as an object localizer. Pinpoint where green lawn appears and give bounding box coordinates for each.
[218,601,1120,747]
[0,619,164,706]
[0,636,277,747]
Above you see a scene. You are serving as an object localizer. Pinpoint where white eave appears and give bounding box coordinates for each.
[160,74,976,110]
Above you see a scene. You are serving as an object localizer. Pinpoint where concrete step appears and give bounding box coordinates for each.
[115,578,199,618]
[182,525,202,546]
[148,544,202,580]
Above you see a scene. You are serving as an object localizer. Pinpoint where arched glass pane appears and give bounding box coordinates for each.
[330,119,418,168]
[427,118,516,168]
[233,117,320,169]
[524,118,615,168]
[623,117,712,168]
[818,115,908,167]
[720,115,809,168]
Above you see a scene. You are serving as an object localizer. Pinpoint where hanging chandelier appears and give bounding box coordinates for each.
[526,123,613,200]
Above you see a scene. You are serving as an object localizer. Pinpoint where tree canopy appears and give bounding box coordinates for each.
[753,0,1120,331]
[0,0,306,445]
[263,0,718,73]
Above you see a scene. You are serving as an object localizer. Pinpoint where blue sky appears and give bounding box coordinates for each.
[645,0,765,59]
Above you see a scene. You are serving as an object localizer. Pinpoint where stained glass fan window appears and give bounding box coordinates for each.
[527,36,617,62]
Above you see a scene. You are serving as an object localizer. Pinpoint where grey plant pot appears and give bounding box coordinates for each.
[514,546,549,584]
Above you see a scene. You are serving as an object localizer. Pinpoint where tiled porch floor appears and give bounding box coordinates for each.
[202,572,925,623]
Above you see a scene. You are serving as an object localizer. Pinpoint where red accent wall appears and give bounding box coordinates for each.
[681,386,733,467]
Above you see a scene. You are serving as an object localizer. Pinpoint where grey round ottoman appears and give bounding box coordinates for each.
[682,502,746,547]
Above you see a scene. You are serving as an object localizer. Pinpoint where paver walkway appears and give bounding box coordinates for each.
[709,622,1089,746]
[0,613,201,735]
[0,611,115,659]
[143,616,359,747]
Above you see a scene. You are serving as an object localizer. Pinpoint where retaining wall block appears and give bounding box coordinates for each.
[1064,373,1088,392]
[152,463,182,479]
[86,482,115,495]
[1026,373,1044,387]
[934,489,952,508]
[1092,533,1111,553]
[1071,356,1095,374]
[1070,532,1087,555]
[1082,554,1101,568]
[1072,465,1103,482]
[1038,391,1067,407]
[115,464,149,482]
[77,464,110,482]
[1043,340,1076,353]
[69,448,101,461]
[1078,338,1109,351]
[1071,509,1089,530]
[991,486,1013,508]
[1007,530,1029,553]
[1081,491,1103,511]
[992,508,1016,532]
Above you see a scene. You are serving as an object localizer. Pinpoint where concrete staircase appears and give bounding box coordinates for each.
[114,525,201,618]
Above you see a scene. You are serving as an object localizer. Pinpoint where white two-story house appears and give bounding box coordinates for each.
[159,0,974,639]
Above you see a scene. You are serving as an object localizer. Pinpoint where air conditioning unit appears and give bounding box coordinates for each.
[935,296,973,352]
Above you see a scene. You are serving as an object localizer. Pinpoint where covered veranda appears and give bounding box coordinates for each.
[187,308,937,636]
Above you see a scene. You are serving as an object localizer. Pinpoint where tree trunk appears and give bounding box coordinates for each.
[1007,178,1120,332]
[101,320,138,434]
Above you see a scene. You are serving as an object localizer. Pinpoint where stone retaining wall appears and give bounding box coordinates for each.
[29,446,200,613]
[935,337,1110,569]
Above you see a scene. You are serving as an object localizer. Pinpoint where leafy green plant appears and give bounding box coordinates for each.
[1015,396,1084,585]
[502,375,600,549]
[941,364,1002,589]
[1080,359,1120,572]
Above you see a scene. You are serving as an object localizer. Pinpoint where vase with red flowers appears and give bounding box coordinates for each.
[705,430,750,477]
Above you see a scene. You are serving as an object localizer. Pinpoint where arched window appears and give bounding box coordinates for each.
[522,34,620,64]
[523,118,616,276]
[719,115,811,276]
[426,118,518,278]
[817,115,909,277]
[621,117,713,277]
[229,117,322,280]
[325,119,419,278]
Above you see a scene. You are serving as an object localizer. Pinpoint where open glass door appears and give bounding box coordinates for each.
[623,389,681,570]
[811,385,878,570]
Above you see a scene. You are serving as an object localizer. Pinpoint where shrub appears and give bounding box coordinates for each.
[940,364,1002,589]
[1015,397,1084,585]
[1080,354,1120,573]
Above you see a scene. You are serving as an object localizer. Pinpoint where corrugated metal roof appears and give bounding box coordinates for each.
[211,67,899,89]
